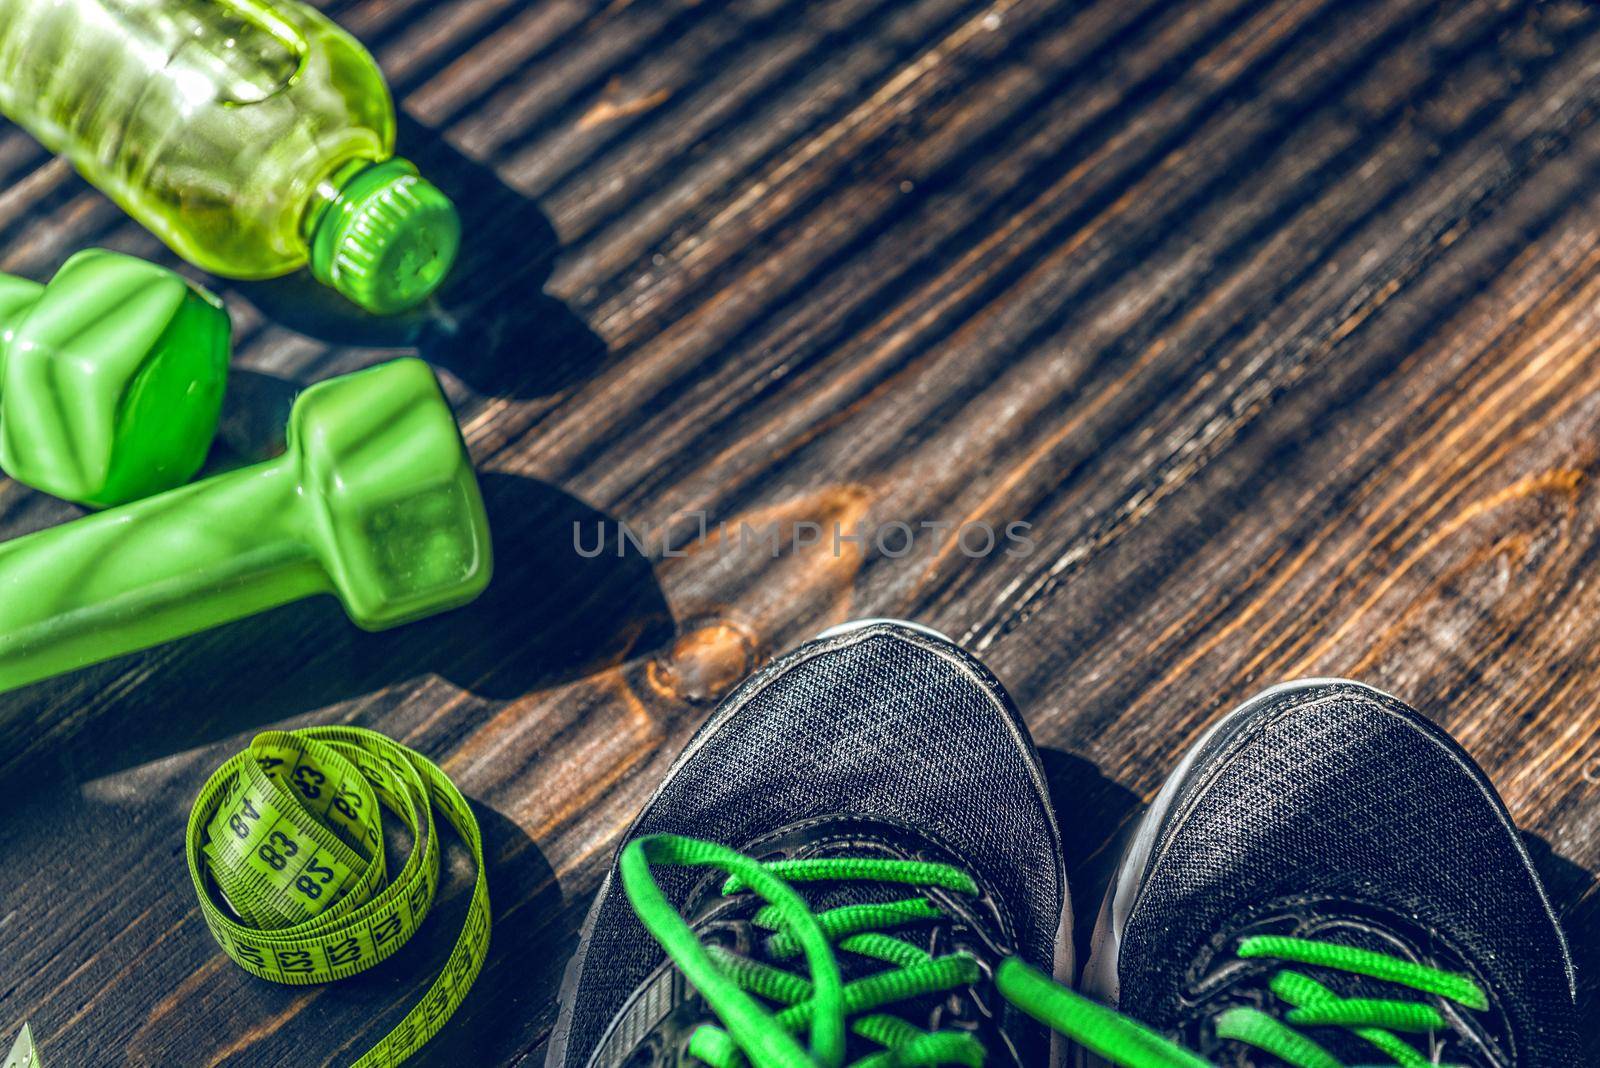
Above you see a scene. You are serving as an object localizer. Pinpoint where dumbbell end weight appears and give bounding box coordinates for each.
[0,358,492,694]
[290,357,493,629]
[0,249,229,508]
[0,274,43,326]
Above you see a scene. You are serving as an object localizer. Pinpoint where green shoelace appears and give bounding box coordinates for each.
[621,833,1491,1068]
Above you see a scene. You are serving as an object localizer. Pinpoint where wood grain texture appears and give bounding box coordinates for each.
[2,0,1598,1062]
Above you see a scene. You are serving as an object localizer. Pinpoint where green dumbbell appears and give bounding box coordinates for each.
[0,358,492,694]
[0,249,230,508]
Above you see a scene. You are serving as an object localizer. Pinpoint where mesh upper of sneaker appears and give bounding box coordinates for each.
[585,819,1032,1067]
[552,626,1065,1067]
[1117,682,1580,1067]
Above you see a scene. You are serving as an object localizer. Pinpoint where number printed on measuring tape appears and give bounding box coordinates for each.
[185,726,490,1067]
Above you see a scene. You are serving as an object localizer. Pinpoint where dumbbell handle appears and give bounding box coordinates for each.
[0,453,322,693]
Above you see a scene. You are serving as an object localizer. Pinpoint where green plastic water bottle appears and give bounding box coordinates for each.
[0,0,460,314]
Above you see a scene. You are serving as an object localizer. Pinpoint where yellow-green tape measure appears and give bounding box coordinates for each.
[186,725,490,1066]
[3,727,489,1066]
[3,1025,37,1068]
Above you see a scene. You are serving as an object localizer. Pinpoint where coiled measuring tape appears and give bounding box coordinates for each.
[3,726,489,1066]
[185,725,491,1066]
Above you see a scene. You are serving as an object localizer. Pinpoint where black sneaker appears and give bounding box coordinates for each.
[1078,678,1581,1067]
[543,620,1073,1067]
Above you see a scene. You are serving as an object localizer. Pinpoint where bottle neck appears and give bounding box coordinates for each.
[300,157,378,249]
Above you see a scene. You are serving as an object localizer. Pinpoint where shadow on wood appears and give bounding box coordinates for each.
[0,470,674,789]
[1037,746,1142,969]
[1523,832,1600,1062]
[236,115,606,402]
[228,799,564,1067]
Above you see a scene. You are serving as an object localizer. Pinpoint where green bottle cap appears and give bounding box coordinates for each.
[309,158,460,315]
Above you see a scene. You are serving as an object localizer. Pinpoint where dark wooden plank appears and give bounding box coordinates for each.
[1,0,1597,1064]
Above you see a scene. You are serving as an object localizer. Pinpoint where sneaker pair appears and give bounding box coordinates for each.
[545,622,1581,1067]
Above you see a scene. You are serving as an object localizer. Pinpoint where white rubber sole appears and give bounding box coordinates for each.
[814,617,954,643]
